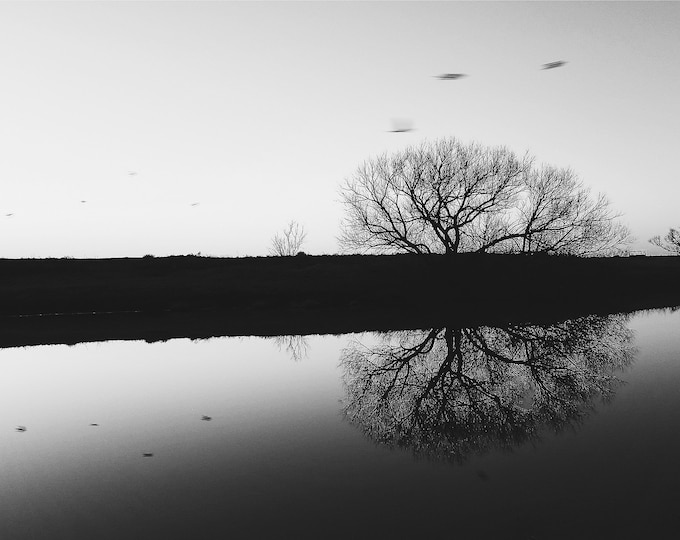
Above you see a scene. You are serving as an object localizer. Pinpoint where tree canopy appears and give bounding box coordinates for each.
[650,228,680,254]
[339,138,630,256]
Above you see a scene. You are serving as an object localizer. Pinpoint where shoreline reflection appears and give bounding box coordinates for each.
[341,314,635,462]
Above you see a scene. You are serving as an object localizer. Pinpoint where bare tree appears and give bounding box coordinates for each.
[341,314,634,462]
[270,220,307,256]
[650,228,680,254]
[339,137,630,256]
[273,334,309,362]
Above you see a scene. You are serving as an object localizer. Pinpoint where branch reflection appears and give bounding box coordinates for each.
[273,334,310,362]
[341,314,635,462]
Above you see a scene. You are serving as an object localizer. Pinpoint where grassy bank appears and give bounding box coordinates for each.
[1,253,680,347]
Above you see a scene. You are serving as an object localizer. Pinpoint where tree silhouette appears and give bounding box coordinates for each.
[272,334,309,362]
[650,227,680,254]
[270,221,307,256]
[341,314,635,462]
[339,137,630,256]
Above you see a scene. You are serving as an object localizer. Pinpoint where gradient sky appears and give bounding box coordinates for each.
[1,1,678,258]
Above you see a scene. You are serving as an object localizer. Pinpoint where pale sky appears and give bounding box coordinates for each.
[1,1,679,258]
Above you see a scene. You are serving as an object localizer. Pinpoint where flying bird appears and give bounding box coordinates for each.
[201,415,212,421]
[435,73,467,80]
[5,213,13,217]
[89,423,99,426]
[142,453,154,457]
[128,171,137,176]
[388,119,415,133]
[541,61,567,70]
[190,202,200,207]
[16,426,27,432]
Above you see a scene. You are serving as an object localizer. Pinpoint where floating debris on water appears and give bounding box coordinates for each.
[435,73,467,80]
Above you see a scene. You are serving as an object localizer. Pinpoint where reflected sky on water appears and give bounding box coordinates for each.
[1,309,680,538]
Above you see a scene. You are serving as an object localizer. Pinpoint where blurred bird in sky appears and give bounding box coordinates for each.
[128,171,137,176]
[435,73,467,80]
[201,415,212,421]
[388,119,414,133]
[541,60,567,70]
[190,202,200,206]
[6,213,13,217]
[16,426,27,432]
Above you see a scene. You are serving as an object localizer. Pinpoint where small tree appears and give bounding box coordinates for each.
[270,220,307,256]
[339,137,630,256]
[650,228,680,254]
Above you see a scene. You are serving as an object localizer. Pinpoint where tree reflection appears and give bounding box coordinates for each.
[273,334,309,362]
[341,314,635,462]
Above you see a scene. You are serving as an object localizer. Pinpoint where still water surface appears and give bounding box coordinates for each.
[1,309,680,539]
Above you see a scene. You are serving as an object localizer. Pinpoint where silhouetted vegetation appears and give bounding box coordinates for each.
[339,137,630,255]
[270,220,307,256]
[342,313,634,462]
[273,334,309,362]
[650,227,680,254]
[1,253,680,348]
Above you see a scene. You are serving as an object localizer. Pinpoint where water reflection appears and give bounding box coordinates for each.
[272,334,310,361]
[341,314,635,462]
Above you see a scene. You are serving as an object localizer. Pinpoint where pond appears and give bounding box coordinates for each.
[1,308,679,539]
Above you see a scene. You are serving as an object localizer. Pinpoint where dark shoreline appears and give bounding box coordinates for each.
[2,253,680,348]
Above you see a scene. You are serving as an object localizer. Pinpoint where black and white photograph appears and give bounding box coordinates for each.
[1,1,680,538]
